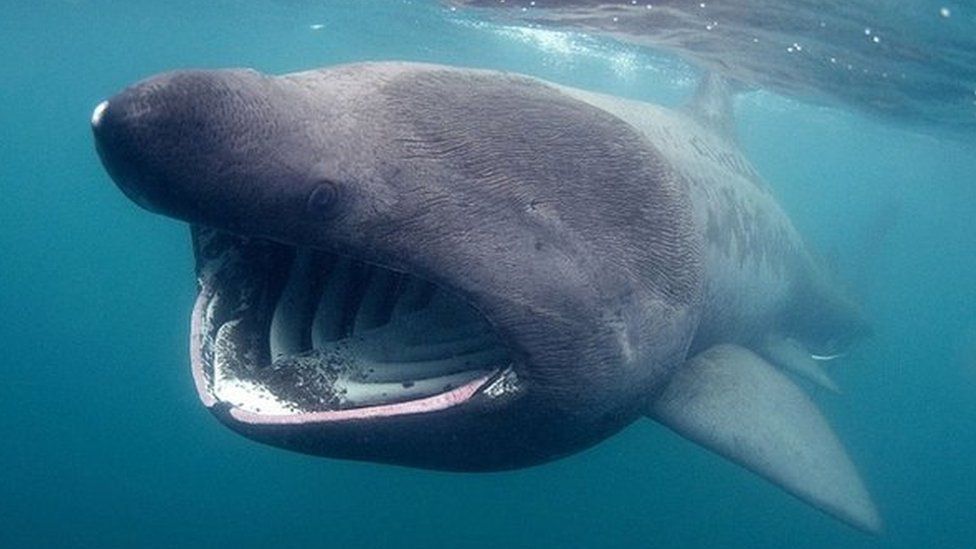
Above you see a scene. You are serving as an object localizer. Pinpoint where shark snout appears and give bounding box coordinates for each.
[91,89,164,214]
[91,71,238,220]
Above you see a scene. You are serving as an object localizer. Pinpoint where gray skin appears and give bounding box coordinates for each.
[91,62,867,484]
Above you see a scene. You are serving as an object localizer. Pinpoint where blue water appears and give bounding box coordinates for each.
[2,1,975,547]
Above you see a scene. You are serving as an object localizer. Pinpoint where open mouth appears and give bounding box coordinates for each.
[189,226,514,423]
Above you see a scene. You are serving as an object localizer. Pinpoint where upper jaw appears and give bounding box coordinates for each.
[187,225,523,426]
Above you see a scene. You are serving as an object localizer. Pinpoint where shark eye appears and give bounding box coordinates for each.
[306,180,339,215]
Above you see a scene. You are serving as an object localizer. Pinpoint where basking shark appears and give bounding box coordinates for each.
[91,62,879,532]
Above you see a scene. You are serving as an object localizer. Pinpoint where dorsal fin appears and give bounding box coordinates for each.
[683,72,738,139]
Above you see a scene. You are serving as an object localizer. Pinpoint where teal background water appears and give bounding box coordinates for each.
[2,1,975,547]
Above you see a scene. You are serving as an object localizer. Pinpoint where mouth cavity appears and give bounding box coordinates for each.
[190,226,513,422]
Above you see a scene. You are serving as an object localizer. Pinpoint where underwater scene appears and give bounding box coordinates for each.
[2,1,975,547]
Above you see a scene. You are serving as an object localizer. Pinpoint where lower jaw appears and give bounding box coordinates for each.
[221,370,501,425]
[187,226,513,421]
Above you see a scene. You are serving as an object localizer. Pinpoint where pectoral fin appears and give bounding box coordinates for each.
[647,344,881,533]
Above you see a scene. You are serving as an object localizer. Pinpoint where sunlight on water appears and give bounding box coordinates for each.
[447,0,976,137]
[447,16,641,78]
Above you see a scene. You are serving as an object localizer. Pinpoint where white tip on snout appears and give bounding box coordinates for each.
[91,100,109,127]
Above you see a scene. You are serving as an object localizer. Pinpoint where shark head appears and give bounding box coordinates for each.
[91,62,702,470]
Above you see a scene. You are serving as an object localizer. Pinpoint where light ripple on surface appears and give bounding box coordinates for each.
[446,0,976,137]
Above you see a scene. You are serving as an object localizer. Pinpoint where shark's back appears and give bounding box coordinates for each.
[561,87,814,348]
